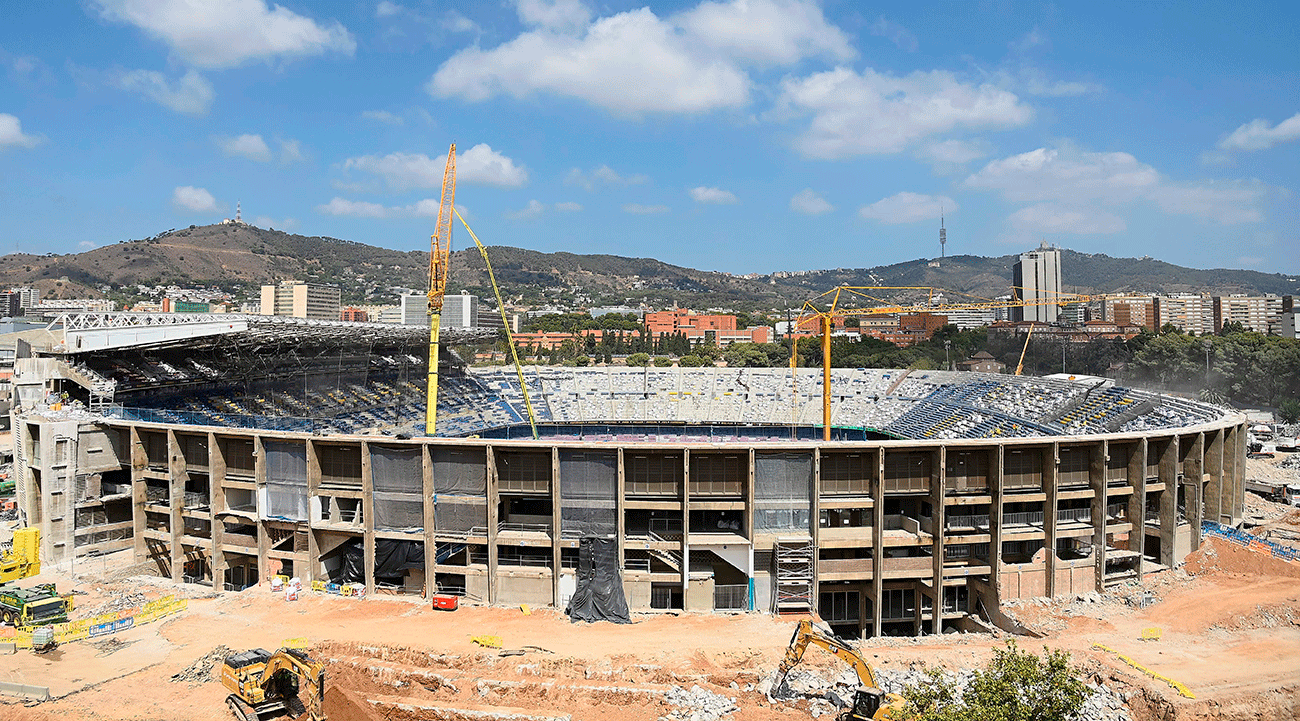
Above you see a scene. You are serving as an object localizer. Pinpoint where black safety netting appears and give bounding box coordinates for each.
[565,537,630,624]
[265,441,308,521]
[560,450,617,537]
[371,445,424,531]
[433,448,487,533]
[332,538,425,585]
[754,452,812,532]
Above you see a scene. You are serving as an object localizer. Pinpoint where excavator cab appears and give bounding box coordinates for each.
[771,619,905,721]
[221,647,324,721]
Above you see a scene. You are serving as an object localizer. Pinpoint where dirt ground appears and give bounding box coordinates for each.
[3,494,1300,721]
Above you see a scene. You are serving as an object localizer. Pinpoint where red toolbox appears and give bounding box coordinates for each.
[432,594,459,611]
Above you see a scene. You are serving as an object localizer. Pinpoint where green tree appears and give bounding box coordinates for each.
[653,356,672,367]
[626,352,651,367]
[900,641,1088,721]
[1279,398,1300,424]
[679,354,705,367]
[572,355,590,366]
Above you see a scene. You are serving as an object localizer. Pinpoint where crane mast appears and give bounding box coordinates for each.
[425,144,456,436]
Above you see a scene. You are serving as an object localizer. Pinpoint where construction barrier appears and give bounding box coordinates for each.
[281,637,309,649]
[1140,627,1163,641]
[0,681,51,701]
[1092,643,1194,698]
[1202,521,1300,563]
[0,595,188,649]
[308,580,365,598]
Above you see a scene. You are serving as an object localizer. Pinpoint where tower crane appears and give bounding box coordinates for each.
[792,285,1118,441]
[425,144,456,436]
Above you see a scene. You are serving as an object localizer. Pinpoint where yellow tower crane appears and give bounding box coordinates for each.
[792,286,1118,441]
[425,144,456,436]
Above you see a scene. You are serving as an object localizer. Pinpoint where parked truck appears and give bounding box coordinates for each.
[0,582,72,627]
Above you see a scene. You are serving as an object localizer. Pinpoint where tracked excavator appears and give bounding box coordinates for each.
[221,647,325,721]
[770,618,907,721]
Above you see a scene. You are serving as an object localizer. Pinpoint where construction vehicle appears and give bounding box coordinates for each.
[771,618,906,720]
[221,647,325,721]
[425,143,457,437]
[0,582,72,627]
[1,527,40,583]
[1014,323,1036,376]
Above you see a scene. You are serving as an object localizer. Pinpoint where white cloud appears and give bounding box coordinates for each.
[110,68,214,115]
[279,138,305,164]
[773,67,1033,159]
[442,10,479,33]
[965,145,1268,227]
[376,1,403,18]
[1009,26,1047,53]
[172,185,219,212]
[623,203,669,214]
[0,113,42,149]
[405,199,442,217]
[1015,66,1104,97]
[216,134,272,162]
[869,16,917,52]
[1008,204,1126,234]
[507,199,546,219]
[789,188,832,215]
[316,197,387,218]
[516,0,592,32]
[674,0,854,66]
[331,179,378,193]
[91,0,355,69]
[252,216,298,230]
[362,110,404,126]
[555,201,583,212]
[342,144,528,189]
[565,165,648,190]
[1218,112,1300,152]
[79,241,96,250]
[689,186,738,204]
[858,192,954,224]
[917,139,991,170]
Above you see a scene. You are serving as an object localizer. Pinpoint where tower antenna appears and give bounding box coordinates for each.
[939,208,947,259]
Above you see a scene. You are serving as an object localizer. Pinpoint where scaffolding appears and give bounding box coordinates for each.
[774,537,814,614]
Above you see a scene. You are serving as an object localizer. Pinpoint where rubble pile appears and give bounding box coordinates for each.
[658,684,738,721]
[170,645,233,686]
[81,590,147,617]
[1278,454,1300,471]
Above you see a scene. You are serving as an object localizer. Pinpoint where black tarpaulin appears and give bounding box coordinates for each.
[565,537,630,624]
[334,539,425,584]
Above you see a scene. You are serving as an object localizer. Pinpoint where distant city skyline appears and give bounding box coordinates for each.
[1,1,1297,274]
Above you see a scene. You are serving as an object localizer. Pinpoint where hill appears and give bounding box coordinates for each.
[4,223,1296,308]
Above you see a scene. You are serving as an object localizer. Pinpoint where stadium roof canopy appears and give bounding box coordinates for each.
[45,312,494,354]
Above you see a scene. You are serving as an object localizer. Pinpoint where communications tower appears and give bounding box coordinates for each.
[939,211,946,258]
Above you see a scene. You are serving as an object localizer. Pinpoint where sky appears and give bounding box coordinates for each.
[1,0,1298,276]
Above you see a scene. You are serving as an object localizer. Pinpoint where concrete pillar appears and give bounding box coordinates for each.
[1158,437,1178,568]
[811,447,821,618]
[486,445,499,604]
[1043,443,1058,597]
[130,426,146,564]
[870,448,884,637]
[989,444,1004,583]
[746,447,756,613]
[209,432,226,592]
[423,445,436,599]
[1090,441,1107,592]
[306,439,321,585]
[360,441,375,595]
[167,429,184,582]
[681,449,691,603]
[1187,433,1205,551]
[930,446,945,634]
[254,434,268,584]
[1204,429,1225,525]
[1230,423,1246,524]
[551,446,562,608]
[1128,439,1146,580]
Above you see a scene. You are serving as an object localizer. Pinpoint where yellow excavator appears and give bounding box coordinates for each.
[1,528,41,583]
[771,618,907,721]
[221,647,325,721]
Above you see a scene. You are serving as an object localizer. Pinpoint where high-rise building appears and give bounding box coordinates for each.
[1011,243,1062,323]
[441,294,479,329]
[1103,295,1156,331]
[400,294,427,326]
[1153,294,1214,335]
[259,281,340,320]
[1212,295,1284,334]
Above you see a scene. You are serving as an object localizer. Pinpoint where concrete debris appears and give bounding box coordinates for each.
[1278,454,1300,470]
[658,684,738,721]
[170,645,232,686]
[81,590,147,618]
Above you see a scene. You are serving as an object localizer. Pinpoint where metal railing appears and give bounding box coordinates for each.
[946,514,990,530]
[1002,511,1044,526]
[713,585,749,611]
[1057,507,1092,524]
[623,558,652,572]
[497,522,551,535]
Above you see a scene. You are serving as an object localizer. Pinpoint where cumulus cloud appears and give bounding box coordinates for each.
[689,186,738,204]
[362,110,404,125]
[789,188,832,215]
[0,113,42,149]
[507,199,546,219]
[773,67,1033,159]
[674,0,854,66]
[315,197,387,218]
[441,10,479,33]
[555,201,583,212]
[216,133,272,162]
[964,145,1268,229]
[516,0,592,32]
[1217,112,1300,152]
[566,165,648,190]
[342,144,527,189]
[623,203,669,214]
[278,138,305,164]
[858,192,954,224]
[91,0,355,69]
[376,1,402,18]
[172,185,219,212]
[869,16,917,52]
[110,68,214,115]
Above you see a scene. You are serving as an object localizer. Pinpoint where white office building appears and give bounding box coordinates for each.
[1012,243,1063,323]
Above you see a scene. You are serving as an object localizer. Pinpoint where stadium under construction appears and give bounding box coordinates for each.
[11,312,1246,638]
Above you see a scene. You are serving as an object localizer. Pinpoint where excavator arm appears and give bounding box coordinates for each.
[771,619,904,720]
[261,649,325,721]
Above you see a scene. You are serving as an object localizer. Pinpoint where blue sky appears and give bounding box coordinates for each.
[1,0,1297,276]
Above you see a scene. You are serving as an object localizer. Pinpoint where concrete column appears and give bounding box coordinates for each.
[616,447,626,570]
[167,430,184,582]
[1043,443,1058,598]
[1158,437,1178,568]
[1090,441,1107,592]
[551,446,561,608]
[254,435,268,584]
[486,445,499,604]
[989,444,1004,583]
[1187,433,1205,551]
[423,445,436,599]
[930,446,945,634]
[811,447,821,618]
[1204,429,1225,525]
[306,439,321,585]
[130,426,147,564]
[209,432,226,591]
[870,448,885,637]
[360,441,375,595]
[681,449,691,603]
[1230,423,1246,524]
[1127,438,1146,580]
[745,448,756,540]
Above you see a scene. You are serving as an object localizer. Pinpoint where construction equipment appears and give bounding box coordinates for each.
[0,582,72,627]
[1014,323,1036,376]
[221,647,325,721]
[770,618,906,720]
[1,527,40,583]
[30,624,56,653]
[424,143,457,437]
